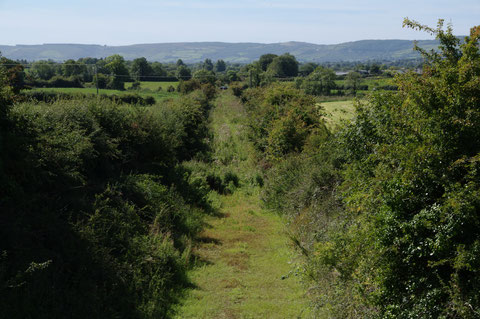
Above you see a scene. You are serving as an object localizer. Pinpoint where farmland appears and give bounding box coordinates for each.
[2,20,480,319]
[28,81,180,101]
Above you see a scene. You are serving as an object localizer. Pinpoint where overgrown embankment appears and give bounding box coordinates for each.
[248,22,480,318]
[0,86,215,318]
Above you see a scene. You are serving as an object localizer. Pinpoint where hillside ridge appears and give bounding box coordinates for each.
[0,38,446,63]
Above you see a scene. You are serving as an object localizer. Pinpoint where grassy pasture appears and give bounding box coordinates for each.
[124,81,179,91]
[28,85,179,101]
[335,76,396,90]
[319,99,356,128]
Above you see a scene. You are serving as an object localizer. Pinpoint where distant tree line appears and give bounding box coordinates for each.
[0,51,415,96]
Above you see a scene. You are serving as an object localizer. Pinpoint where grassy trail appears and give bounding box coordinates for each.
[173,92,310,318]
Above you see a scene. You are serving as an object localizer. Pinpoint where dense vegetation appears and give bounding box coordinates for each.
[238,21,480,318]
[2,19,479,319]
[0,69,219,317]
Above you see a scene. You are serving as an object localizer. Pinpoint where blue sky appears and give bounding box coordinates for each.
[0,0,478,45]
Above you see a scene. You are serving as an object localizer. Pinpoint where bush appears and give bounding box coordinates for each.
[28,75,84,88]
[0,92,214,317]
[20,91,156,106]
[263,21,480,318]
[241,82,327,161]
[129,81,141,90]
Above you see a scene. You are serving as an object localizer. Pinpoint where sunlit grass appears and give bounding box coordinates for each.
[320,99,356,129]
[29,84,179,101]
[173,92,311,318]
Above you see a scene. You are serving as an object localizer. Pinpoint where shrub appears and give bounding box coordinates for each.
[0,91,214,317]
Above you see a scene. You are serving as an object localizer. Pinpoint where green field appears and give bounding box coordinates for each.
[335,76,396,90]
[124,81,179,91]
[29,83,179,101]
[319,99,356,128]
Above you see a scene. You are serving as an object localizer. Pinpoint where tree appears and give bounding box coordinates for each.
[93,73,108,89]
[369,63,381,75]
[345,71,361,95]
[176,59,185,67]
[226,70,239,82]
[299,62,318,76]
[176,65,192,80]
[62,59,86,77]
[31,60,56,80]
[301,66,336,96]
[258,54,278,71]
[105,54,129,90]
[266,53,298,78]
[130,57,154,81]
[192,69,216,85]
[329,20,480,317]
[215,59,226,72]
[203,58,214,71]
[151,62,166,79]
[0,57,25,93]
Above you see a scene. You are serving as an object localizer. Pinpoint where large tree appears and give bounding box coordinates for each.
[258,54,278,71]
[130,57,154,81]
[105,54,129,90]
[176,65,192,81]
[345,71,361,95]
[203,58,214,71]
[31,60,57,80]
[151,62,166,79]
[0,56,25,93]
[62,59,87,77]
[215,59,226,72]
[266,53,298,78]
[300,66,336,96]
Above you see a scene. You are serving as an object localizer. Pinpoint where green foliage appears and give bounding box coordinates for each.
[30,75,84,88]
[258,20,480,318]
[192,69,216,85]
[31,60,57,80]
[241,83,327,161]
[0,57,26,93]
[345,71,362,95]
[297,66,336,96]
[214,59,226,72]
[93,73,108,89]
[258,54,278,71]
[62,59,87,77]
[20,90,156,106]
[266,53,299,78]
[203,58,214,71]
[298,62,318,76]
[0,87,216,317]
[176,65,192,81]
[341,20,480,318]
[105,54,129,90]
[131,57,154,81]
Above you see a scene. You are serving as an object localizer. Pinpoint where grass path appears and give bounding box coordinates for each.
[173,92,310,318]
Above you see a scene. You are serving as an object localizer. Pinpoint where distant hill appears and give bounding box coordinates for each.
[0,39,443,63]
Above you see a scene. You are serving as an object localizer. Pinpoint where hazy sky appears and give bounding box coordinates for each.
[0,0,478,45]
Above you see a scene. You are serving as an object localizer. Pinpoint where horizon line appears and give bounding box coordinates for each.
[0,37,447,47]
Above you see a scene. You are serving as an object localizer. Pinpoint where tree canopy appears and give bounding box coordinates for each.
[130,57,154,81]
[266,53,298,78]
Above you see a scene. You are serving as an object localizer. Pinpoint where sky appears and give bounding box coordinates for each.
[0,0,478,45]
